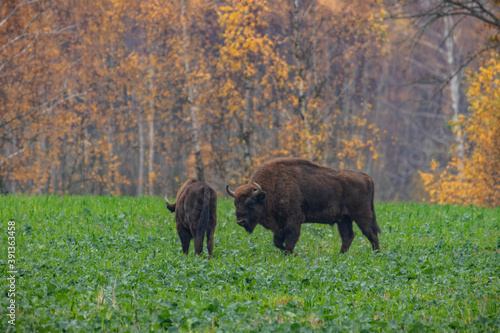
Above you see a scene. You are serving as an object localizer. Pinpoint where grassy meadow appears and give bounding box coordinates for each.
[1,195,499,332]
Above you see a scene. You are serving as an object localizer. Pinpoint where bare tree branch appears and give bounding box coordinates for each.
[0,0,40,29]
[385,0,500,93]
[388,0,500,29]
[0,147,26,166]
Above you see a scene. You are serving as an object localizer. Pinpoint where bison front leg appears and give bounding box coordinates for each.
[361,228,380,252]
[283,226,301,255]
[353,213,380,252]
[273,232,286,251]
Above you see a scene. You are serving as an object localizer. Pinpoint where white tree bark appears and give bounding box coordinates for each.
[82,125,89,194]
[107,115,115,194]
[291,0,312,158]
[138,111,144,196]
[444,15,464,163]
[312,1,318,91]
[36,138,43,194]
[11,135,17,193]
[148,61,155,196]
[180,0,204,181]
[242,77,252,177]
[148,115,155,196]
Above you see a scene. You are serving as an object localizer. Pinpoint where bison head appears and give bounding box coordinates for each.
[226,182,266,233]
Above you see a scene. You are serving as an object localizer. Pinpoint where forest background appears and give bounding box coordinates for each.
[1,0,499,207]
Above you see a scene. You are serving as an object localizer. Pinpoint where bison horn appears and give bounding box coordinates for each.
[226,184,236,198]
[164,194,173,205]
[252,182,262,195]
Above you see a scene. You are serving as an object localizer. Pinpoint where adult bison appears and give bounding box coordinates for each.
[164,178,217,258]
[226,158,381,254]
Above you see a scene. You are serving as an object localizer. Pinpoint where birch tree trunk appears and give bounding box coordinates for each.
[148,114,155,196]
[107,116,115,195]
[242,77,252,178]
[291,0,312,158]
[11,135,17,194]
[36,137,44,194]
[444,15,464,163]
[148,61,155,196]
[311,1,320,163]
[82,118,89,195]
[312,1,318,93]
[180,0,204,181]
[138,111,144,196]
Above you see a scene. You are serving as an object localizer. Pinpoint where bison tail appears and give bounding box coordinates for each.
[196,183,212,239]
[370,184,382,234]
[371,200,382,234]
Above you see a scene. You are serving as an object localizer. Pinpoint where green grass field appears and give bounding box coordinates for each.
[1,195,499,332]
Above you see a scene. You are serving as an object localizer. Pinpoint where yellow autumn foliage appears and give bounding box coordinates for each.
[420,53,500,208]
[1,0,386,195]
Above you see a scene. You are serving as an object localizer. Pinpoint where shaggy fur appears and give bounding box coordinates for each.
[226,158,381,254]
[165,178,217,258]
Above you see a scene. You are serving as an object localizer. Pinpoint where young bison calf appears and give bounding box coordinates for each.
[164,178,217,258]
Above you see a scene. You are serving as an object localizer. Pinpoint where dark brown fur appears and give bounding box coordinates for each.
[226,158,381,254]
[165,178,217,258]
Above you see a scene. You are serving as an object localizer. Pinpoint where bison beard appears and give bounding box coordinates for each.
[165,178,217,258]
[226,158,381,254]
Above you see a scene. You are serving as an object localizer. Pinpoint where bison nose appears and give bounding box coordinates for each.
[236,219,246,226]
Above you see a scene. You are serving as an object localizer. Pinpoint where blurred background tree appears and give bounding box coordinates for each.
[1,0,498,207]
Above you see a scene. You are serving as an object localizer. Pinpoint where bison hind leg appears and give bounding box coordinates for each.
[177,227,192,255]
[337,216,355,254]
[206,226,215,259]
[193,234,205,256]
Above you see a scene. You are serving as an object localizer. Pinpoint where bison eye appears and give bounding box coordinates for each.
[247,201,255,209]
